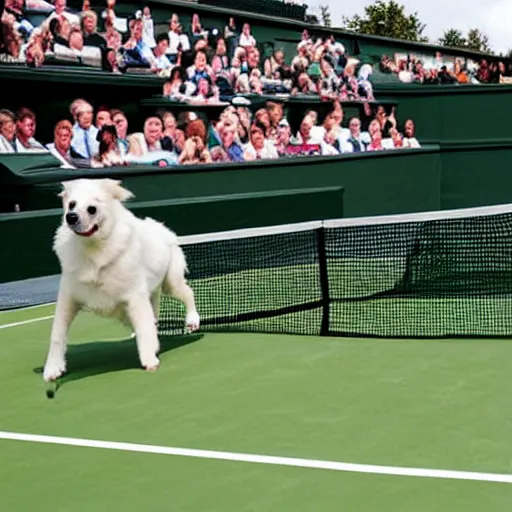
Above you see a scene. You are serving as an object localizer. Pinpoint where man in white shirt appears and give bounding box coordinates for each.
[71,101,99,159]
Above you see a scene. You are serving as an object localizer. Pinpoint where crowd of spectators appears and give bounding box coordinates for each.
[0,99,420,168]
[381,51,512,85]
[0,0,422,168]
[0,0,378,103]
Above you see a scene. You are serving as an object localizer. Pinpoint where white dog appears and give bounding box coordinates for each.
[43,178,200,382]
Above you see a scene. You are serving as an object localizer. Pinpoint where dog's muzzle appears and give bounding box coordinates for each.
[66,212,99,237]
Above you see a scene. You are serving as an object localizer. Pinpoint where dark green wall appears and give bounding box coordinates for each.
[0,147,442,215]
[375,84,512,145]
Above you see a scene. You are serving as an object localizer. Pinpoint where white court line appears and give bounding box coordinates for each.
[0,302,56,315]
[0,431,510,484]
[0,315,54,330]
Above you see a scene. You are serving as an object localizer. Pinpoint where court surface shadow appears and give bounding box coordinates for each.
[33,333,204,398]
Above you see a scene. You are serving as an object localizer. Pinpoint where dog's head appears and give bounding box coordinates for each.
[59,178,134,239]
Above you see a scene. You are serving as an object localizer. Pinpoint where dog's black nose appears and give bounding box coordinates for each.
[66,212,79,226]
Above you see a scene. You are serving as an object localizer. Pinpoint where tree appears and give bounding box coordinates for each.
[466,28,491,53]
[438,28,492,54]
[320,5,332,28]
[438,29,466,49]
[341,1,428,43]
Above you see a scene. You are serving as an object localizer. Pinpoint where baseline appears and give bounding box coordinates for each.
[0,431,510,484]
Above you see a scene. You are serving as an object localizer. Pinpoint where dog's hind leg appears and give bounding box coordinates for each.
[43,287,79,382]
[126,294,160,370]
[163,264,200,332]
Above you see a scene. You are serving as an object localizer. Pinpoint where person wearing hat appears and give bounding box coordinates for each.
[275,118,294,156]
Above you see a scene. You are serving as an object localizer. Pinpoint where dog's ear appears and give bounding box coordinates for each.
[58,181,72,200]
[101,179,135,202]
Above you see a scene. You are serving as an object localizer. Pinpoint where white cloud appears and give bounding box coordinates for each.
[307,0,511,54]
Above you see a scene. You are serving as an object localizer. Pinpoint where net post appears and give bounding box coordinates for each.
[316,226,330,336]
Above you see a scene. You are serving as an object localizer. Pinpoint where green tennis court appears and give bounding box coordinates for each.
[1,303,511,511]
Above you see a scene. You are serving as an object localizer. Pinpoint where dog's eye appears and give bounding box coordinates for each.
[87,206,97,215]
[68,201,76,210]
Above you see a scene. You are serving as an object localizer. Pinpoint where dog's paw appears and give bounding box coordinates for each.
[186,311,200,332]
[43,360,66,382]
[142,355,160,372]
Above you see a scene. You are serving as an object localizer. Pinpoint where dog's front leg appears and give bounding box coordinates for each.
[126,294,160,371]
[43,287,79,381]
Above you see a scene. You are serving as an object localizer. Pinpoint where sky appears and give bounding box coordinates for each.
[307,0,511,54]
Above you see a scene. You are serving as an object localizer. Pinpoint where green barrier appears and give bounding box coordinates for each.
[0,147,441,217]
[375,83,512,145]
[0,186,343,283]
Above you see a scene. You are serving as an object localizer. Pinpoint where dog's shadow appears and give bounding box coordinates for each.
[33,333,204,397]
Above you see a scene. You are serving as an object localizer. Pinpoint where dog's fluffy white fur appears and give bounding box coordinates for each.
[43,178,199,382]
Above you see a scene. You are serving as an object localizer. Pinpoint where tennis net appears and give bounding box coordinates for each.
[158,203,512,338]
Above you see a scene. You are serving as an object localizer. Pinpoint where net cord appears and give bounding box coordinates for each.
[179,202,512,246]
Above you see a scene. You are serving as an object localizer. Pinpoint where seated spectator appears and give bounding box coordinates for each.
[110,108,129,153]
[25,25,51,67]
[102,16,121,51]
[389,127,403,148]
[437,65,457,84]
[15,107,45,150]
[163,66,191,99]
[238,23,255,48]
[266,101,284,141]
[245,46,260,74]
[166,15,189,64]
[293,112,323,145]
[210,120,244,162]
[127,115,164,155]
[0,109,17,151]
[119,17,153,68]
[367,119,394,151]
[46,0,80,27]
[178,135,212,164]
[223,17,238,57]
[46,119,90,168]
[81,10,106,48]
[318,58,339,100]
[402,119,420,148]
[94,124,127,166]
[186,49,213,87]
[244,120,278,160]
[346,117,369,153]
[292,71,317,95]
[375,105,396,138]
[126,115,178,166]
[0,109,44,152]
[211,37,230,75]
[274,118,293,156]
[150,33,173,73]
[320,127,342,156]
[141,6,156,49]
[453,60,470,84]
[95,106,112,130]
[188,76,219,104]
[189,13,208,46]
[291,40,310,74]
[264,50,285,79]
[71,100,99,158]
[161,111,184,153]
